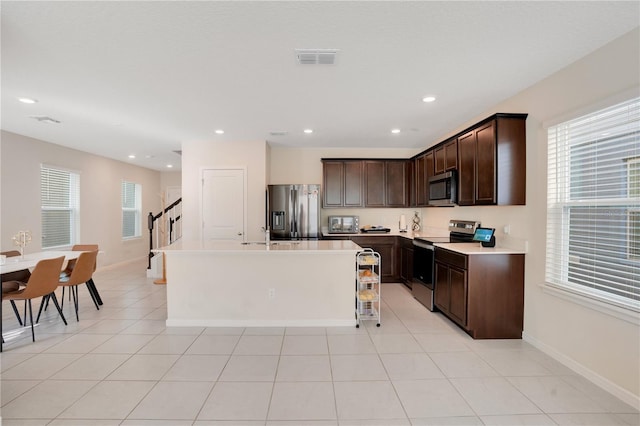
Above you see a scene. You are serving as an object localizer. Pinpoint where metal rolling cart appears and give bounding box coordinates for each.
[355,248,381,328]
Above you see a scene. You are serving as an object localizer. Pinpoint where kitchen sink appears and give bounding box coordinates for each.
[240,241,301,246]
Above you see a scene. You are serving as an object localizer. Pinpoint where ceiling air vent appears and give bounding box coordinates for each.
[269,131,288,137]
[295,49,339,65]
[30,116,61,124]
[172,150,182,156]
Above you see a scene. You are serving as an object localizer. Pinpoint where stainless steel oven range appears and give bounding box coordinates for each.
[412,220,480,311]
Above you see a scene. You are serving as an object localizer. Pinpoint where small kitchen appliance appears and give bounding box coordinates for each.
[327,215,359,234]
[428,171,457,206]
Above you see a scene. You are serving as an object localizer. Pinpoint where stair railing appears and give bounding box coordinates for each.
[148,197,182,269]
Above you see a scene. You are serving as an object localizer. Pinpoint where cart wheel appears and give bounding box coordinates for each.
[376,323,381,327]
[356,324,360,328]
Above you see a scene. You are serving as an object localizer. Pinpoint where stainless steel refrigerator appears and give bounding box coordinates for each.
[267,184,320,240]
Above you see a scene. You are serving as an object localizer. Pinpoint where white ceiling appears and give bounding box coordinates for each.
[2,1,639,171]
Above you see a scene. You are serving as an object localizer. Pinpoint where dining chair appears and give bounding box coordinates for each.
[1,256,66,352]
[56,250,98,322]
[60,244,102,308]
[1,250,32,325]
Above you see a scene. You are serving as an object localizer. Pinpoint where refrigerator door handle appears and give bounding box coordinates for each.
[290,187,297,238]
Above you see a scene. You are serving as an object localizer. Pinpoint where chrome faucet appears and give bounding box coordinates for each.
[262,226,271,245]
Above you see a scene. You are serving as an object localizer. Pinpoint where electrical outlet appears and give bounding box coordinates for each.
[268,288,276,299]
[503,225,511,235]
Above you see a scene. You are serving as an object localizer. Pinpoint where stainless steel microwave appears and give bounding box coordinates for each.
[428,171,457,206]
[328,216,359,234]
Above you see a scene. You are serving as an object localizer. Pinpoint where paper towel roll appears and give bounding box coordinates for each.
[399,214,406,230]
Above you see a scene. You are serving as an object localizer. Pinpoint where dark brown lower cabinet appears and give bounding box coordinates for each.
[351,236,398,282]
[448,266,467,326]
[435,247,524,339]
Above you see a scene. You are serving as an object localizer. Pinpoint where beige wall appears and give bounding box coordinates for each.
[421,27,640,404]
[0,130,161,267]
[160,171,182,191]
[269,28,640,404]
[269,147,419,229]
[181,139,268,241]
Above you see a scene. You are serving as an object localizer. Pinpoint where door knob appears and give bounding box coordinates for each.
[237,232,243,236]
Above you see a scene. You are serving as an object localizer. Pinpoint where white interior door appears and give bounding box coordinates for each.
[202,168,246,240]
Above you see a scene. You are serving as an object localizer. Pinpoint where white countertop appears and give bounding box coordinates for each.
[324,227,451,241]
[323,228,528,254]
[434,242,526,255]
[156,239,362,254]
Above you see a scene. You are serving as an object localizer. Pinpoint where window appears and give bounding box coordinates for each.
[546,97,640,312]
[122,180,141,239]
[629,158,640,260]
[41,166,80,249]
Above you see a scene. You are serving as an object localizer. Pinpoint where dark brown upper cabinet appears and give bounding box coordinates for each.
[322,160,364,207]
[325,113,526,209]
[434,146,445,175]
[414,151,434,207]
[435,138,458,175]
[364,160,410,208]
[364,161,386,207]
[457,114,527,206]
[385,160,410,207]
[444,138,458,172]
[414,155,426,206]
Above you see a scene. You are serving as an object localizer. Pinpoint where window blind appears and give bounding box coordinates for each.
[546,97,640,311]
[41,166,80,249]
[122,180,141,238]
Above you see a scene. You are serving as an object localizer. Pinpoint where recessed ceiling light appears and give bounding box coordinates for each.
[166,164,173,168]
[18,97,38,104]
[128,154,136,159]
[215,129,224,134]
[391,129,401,134]
[422,96,436,103]
[303,129,313,134]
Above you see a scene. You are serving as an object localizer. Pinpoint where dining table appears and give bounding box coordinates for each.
[1,250,103,305]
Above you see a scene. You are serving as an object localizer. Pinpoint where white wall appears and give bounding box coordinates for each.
[269,28,640,404]
[0,131,161,267]
[181,139,268,241]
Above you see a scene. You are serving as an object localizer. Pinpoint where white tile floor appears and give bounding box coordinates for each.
[1,259,638,425]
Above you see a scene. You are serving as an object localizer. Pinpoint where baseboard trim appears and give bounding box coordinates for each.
[522,331,640,409]
[95,255,148,273]
[166,319,357,328]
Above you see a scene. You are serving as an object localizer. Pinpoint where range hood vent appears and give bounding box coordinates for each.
[295,49,339,65]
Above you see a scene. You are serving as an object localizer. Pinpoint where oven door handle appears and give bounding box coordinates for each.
[413,240,435,250]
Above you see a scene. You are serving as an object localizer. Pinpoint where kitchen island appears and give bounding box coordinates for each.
[155,239,362,327]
